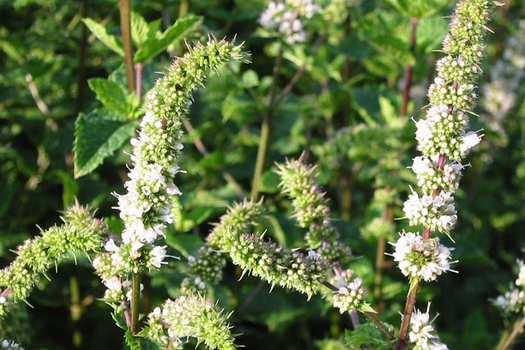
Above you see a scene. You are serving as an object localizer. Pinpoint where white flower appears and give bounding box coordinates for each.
[150,245,167,268]
[411,156,434,175]
[403,188,457,234]
[408,304,449,350]
[104,239,119,252]
[459,131,482,156]
[104,276,122,291]
[390,232,455,282]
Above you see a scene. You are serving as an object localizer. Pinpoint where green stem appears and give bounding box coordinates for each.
[119,0,135,93]
[131,272,140,334]
[251,45,283,201]
[400,17,419,116]
[364,312,395,340]
[496,316,525,350]
[70,272,83,348]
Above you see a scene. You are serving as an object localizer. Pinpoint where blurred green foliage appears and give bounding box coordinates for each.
[0,0,525,349]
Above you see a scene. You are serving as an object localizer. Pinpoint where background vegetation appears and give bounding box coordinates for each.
[0,0,524,349]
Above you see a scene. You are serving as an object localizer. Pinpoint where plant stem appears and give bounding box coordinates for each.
[496,316,525,350]
[395,281,420,350]
[70,272,83,348]
[74,0,89,117]
[130,272,140,334]
[401,18,419,116]
[119,0,135,93]
[364,312,395,340]
[135,62,143,100]
[251,45,283,201]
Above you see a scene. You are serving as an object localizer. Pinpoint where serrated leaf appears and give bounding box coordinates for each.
[111,306,128,330]
[74,108,139,178]
[82,18,124,56]
[134,14,200,63]
[88,78,138,118]
[345,323,395,349]
[131,11,151,46]
[125,331,141,350]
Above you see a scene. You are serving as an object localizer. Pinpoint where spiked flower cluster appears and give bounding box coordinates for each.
[394,0,499,282]
[180,245,226,295]
[259,0,321,44]
[493,260,525,315]
[219,226,327,297]
[330,270,366,314]
[93,39,245,302]
[143,295,236,350]
[0,204,104,318]
[277,159,352,262]
[390,232,455,282]
[408,304,449,350]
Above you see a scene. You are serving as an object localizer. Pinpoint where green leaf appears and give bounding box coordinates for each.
[260,168,281,194]
[125,330,141,350]
[82,18,124,56]
[241,70,259,88]
[344,323,395,349]
[0,39,24,64]
[357,302,377,314]
[88,78,139,118]
[166,232,204,259]
[110,306,128,330]
[74,108,139,178]
[131,11,151,46]
[134,14,201,63]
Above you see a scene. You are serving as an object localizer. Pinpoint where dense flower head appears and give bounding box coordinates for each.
[411,156,463,194]
[144,295,236,350]
[207,200,264,248]
[494,286,525,315]
[330,270,365,313]
[403,189,457,235]
[316,241,352,262]
[277,159,331,227]
[259,0,321,44]
[305,222,339,248]
[390,232,455,282]
[408,304,449,350]
[188,246,226,285]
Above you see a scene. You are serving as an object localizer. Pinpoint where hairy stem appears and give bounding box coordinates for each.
[130,272,140,334]
[119,0,135,93]
[401,17,419,116]
[395,281,420,350]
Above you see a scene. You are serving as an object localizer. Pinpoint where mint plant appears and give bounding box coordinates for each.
[0,0,524,349]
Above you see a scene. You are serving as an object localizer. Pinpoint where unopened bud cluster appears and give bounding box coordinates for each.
[144,295,236,350]
[259,0,321,44]
[277,159,352,262]
[95,39,245,301]
[395,0,498,282]
[180,246,226,295]
[0,204,104,318]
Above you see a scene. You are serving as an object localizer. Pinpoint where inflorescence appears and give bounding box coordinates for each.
[93,39,246,304]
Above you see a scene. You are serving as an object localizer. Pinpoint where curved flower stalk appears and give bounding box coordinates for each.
[142,295,236,350]
[259,0,322,45]
[93,39,247,304]
[207,200,327,298]
[393,0,500,348]
[0,203,105,319]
